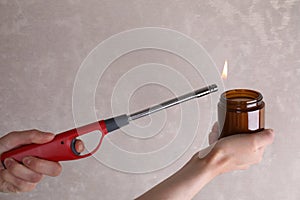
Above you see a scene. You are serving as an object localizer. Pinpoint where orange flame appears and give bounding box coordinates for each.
[221,60,228,79]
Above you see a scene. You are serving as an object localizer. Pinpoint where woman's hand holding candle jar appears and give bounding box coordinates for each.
[137,124,274,200]
[201,123,274,174]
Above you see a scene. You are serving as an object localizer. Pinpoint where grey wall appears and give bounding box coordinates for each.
[1,0,299,199]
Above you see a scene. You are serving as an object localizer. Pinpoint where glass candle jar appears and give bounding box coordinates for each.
[218,89,265,138]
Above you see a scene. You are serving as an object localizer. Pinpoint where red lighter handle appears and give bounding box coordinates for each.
[1,120,108,165]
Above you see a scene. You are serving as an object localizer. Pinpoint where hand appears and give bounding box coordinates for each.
[136,123,274,200]
[0,130,84,193]
[201,123,274,175]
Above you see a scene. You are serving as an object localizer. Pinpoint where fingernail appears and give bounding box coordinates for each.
[267,129,274,135]
[42,132,55,140]
[4,158,13,168]
[45,132,54,137]
[75,140,85,153]
[78,143,84,152]
[23,157,31,165]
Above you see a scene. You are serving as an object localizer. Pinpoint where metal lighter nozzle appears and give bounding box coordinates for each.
[128,84,218,121]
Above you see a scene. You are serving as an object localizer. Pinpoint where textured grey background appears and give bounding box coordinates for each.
[0,0,299,200]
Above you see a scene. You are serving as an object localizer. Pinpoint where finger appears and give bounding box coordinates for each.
[22,157,62,177]
[0,178,16,193]
[212,122,219,133]
[4,158,43,183]
[209,122,219,145]
[238,165,250,171]
[0,130,54,153]
[249,147,265,165]
[0,170,36,192]
[252,129,275,149]
[74,139,85,153]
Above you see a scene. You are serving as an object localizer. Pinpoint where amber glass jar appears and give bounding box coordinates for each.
[218,89,265,138]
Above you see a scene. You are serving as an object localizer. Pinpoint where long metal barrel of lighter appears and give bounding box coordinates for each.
[128,84,218,121]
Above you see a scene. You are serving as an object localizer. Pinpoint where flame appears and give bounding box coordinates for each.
[221,60,228,79]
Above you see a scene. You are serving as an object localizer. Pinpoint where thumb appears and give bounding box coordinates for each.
[252,129,275,149]
[0,130,54,153]
[209,122,219,145]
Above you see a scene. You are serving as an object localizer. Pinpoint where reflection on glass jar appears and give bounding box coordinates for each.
[218,89,265,139]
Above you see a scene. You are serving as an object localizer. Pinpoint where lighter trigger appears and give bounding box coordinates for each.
[71,138,80,156]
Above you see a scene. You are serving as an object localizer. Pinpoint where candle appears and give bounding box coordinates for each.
[218,60,265,138]
[218,89,265,138]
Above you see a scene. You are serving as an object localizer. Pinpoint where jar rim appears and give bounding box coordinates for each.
[220,89,263,105]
